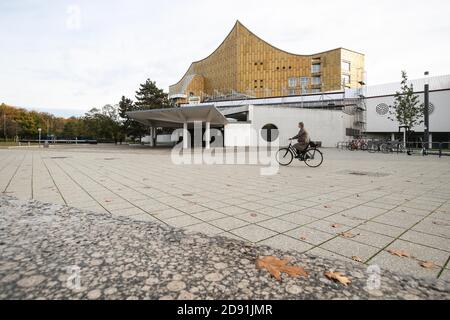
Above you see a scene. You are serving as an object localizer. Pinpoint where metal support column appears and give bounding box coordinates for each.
[205,122,211,149]
[183,122,188,149]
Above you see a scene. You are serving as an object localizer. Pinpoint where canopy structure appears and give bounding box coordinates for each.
[126,104,228,128]
[126,104,228,149]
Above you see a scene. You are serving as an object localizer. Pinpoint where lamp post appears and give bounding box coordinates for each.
[38,128,42,147]
[424,71,430,150]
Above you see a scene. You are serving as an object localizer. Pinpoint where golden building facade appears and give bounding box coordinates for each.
[169,21,365,104]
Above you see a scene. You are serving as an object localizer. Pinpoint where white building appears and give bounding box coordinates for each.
[364,74,450,143]
[128,74,450,148]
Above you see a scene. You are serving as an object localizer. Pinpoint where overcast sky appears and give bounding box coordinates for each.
[1,0,449,116]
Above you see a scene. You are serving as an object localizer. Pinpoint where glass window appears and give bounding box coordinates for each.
[311,88,321,93]
[342,74,351,86]
[288,77,297,88]
[289,89,296,96]
[312,76,321,85]
[311,64,321,73]
[342,61,351,72]
[300,77,309,85]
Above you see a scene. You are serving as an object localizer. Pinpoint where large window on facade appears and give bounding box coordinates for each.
[311,76,321,85]
[342,74,351,86]
[288,77,297,88]
[342,61,351,72]
[311,64,321,73]
[300,77,309,85]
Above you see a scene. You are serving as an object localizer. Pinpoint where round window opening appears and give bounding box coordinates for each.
[376,103,389,116]
[261,124,279,142]
[427,102,435,115]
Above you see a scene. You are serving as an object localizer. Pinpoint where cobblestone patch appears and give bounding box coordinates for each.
[0,196,449,300]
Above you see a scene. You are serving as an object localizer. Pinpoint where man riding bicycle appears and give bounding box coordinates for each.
[289,122,310,159]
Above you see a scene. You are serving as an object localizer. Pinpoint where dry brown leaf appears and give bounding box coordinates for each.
[324,271,351,286]
[250,213,258,218]
[324,205,331,209]
[387,249,411,258]
[433,221,450,226]
[256,256,309,281]
[339,232,359,238]
[419,261,434,269]
[331,224,341,228]
[299,236,307,241]
[352,256,363,262]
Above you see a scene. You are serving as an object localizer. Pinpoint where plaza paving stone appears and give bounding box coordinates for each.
[1,196,448,300]
[0,145,449,283]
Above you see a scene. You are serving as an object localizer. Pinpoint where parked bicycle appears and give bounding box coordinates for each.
[276,141,323,167]
[367,140,383,153]
[347,139,368,151]
[380,140,406,154]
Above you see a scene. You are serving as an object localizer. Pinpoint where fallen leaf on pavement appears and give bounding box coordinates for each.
[324,271,351,286]
[256,256,309,281]
[339,232,359,238]
[352,256,363,262]
[433,221,450,226]
[419,261,434,269]
[299,236,307,241]
[250,213,258,217]
[387,249,410,258]
[331,224,341,228]
[324,205,331,209]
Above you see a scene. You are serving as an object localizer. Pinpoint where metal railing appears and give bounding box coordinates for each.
[404,141,450,157]
[337,139,450,157]
[18,139,98,145]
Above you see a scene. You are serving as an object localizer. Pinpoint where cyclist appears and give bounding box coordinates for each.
[289,122,310,159]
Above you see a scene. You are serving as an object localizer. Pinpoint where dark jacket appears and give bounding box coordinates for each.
[292,129,310,144]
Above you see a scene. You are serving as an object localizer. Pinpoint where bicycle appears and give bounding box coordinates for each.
[368,140,382,153]
[381,140,406,154]
[347,139,368,151]
[276,141,324,167]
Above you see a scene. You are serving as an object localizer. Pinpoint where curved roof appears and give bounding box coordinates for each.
[169,20,364,89]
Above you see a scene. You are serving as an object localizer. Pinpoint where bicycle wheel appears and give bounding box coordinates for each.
[360,143,368,151]
[304,149,323,168]
[276,148,294,166]
[397,144,405,153]
[368,143,377,153]
[381,144,391,153]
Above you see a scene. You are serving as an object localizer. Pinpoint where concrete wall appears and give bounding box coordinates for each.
[224,123,252,147]
[246,105,352,147]
[365,89,450,133]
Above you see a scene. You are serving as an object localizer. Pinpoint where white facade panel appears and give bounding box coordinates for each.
[224,123,252,147]
[365,89,450,133]
[249,106,353,148]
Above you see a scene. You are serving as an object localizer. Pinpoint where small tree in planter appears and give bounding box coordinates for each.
[388,71,424,147]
